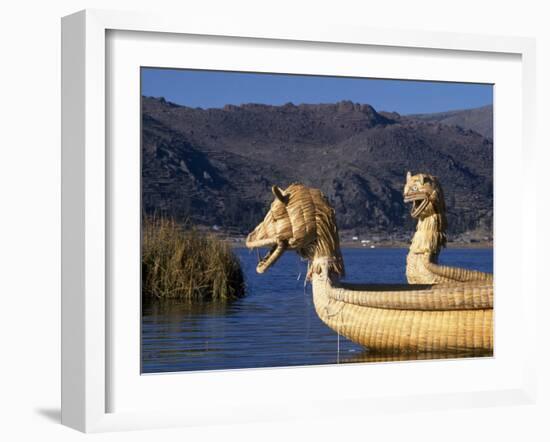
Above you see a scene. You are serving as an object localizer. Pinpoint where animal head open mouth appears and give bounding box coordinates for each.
[404,171,437,218]
[246,183,323,274]
[404,193,430,218]
[245,185,294,273]
[245,236,288,274]
[246,183,345,278]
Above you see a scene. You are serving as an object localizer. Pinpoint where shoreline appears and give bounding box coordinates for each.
[193,225,493,250]
[226,239,493,249]
[338,240,493,249]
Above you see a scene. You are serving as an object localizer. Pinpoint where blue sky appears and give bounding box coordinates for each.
[141,68,493,115]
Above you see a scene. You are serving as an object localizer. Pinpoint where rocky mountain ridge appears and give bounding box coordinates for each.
[142,97,493,238]
[408,105,493,139]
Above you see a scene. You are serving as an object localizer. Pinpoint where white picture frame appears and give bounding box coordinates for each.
[61,9,537,433]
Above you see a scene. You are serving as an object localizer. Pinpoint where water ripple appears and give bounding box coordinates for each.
[142,248,493,373]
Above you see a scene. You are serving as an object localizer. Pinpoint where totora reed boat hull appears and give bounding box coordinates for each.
[312,276,493,353]
[246,183,494,355]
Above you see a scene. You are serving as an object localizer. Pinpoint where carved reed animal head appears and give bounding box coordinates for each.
[246,183,344,277]
[403,172,447,220]
[404,171,447,252]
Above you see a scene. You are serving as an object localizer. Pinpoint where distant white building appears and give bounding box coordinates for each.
[360,239,371,244]
[352,236,359,241]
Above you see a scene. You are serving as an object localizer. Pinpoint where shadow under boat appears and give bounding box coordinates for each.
[335,281,488,291]
[339,349,493,364]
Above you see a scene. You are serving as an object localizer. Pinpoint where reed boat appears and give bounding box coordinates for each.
[245,180,493,354]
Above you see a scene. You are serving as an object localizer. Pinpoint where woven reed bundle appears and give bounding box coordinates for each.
[246,183,344,276]
[425,262,493,283]
[329,281,493,310]
[312,276,493,353]
[246,183,494,353]
[404,172,493,284]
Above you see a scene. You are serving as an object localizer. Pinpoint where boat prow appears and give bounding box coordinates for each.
[311,263,493,353]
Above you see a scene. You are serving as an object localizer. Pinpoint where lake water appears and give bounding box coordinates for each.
[142,248,493,374]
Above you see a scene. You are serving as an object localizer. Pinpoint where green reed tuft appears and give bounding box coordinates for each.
[142,216,245,302]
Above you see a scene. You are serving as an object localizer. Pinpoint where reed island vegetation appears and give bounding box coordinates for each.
[142,216,245,302]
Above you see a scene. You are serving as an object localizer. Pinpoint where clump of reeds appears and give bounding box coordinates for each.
[142,216,245,302]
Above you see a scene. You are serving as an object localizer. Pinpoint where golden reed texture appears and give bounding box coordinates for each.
[246,182,493,353]
[404,171,493,284]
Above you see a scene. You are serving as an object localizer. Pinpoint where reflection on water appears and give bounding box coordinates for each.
[339,350,492,364]
[142,248,493,374]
